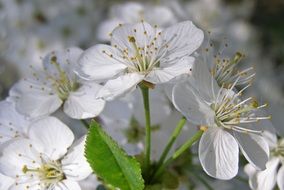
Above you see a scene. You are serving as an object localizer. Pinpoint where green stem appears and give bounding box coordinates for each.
[156,117,186,171]
[81,119,89,129]
[140,87,151,175]
[152,130,204,181]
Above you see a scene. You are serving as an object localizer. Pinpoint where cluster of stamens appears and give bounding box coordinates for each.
[271,139,284,158]
[102,21,181,75]
[28,52,79,101]
[212,52,255,88]
[14,145,67,189]
[48,56,79,100]
[211,78,270,134]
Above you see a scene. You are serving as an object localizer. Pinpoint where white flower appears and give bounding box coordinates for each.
[77,20,203,100]
[0,100,30,147]
[173,61,270,180]
[10,47,105,119]
[96,2,177,42]
[0,116,92,190]
[245,138,284,190]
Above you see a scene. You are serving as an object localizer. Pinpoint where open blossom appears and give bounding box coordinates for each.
[96,2,177,42]
[173,61,270,180]
[245,135,284,190]
[9,47,105,119]
[0,117,92,190]
[77,20,204,100]
[0,100,30,147]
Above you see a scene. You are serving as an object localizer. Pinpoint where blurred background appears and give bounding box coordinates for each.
[0,0,283,189]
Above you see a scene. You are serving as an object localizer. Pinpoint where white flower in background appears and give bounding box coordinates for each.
[77,20,203,100]
[245,137,284,190]
[9,47,105,119]
[173,61,270,180]
[96,2,177,42]
[0,100,30,147]
[0,117,92,190]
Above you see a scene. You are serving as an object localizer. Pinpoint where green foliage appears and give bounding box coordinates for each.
[85,121,144,190]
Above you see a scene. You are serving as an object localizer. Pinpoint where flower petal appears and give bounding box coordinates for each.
[160,21,204,65]
[0,139,43,177]
[0,173,14,189]
[77,44,127,81]
[97,73,144,101]
[277,165,284,190]
[62,136,92,181]
[28,117,74,160]
[0,101,30,144]
[255,157,280,190]
[234,132,269,170]
[172,80,215,126]
[244,164,258,190]
[11,80,62,118]
[145,56,194,84]
[111,21,156,56]
[190,61,220,102]
[43,47,83,78]
[64,83,105,119]
[199,127,239,180]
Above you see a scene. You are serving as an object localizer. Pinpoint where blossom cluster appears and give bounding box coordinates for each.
[0,1,283,190]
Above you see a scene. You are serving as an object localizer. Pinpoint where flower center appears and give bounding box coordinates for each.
[22,160,65,187]
[49,56,80,100]
[211,52,255,88]
[272,139,284,158]
[211,84,270,134]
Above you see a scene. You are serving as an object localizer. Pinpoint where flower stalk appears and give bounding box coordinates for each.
[140,86,152,176]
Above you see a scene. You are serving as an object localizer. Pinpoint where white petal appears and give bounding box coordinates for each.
[199,127,239,180]
[97,73,144,101]
[43,47,83,78]
[28,117,74,160]
[160,21,204,64]
[0,173,14,189]
[145,56,194,84]
[244,164,257,178]
[256,157,280,190]
[11,80,62,118]
[257,116,277,148]
[234,132,269,170]
[62,136,92,181]
[77,44,127,81]
[54,180,81,190]
[111,21,156,55]
[172,80,215,126]
[244,164,258,190]
[64,83,105,119]
[96,19,123,42]
[0,139,43,177]
[277,165,284,190]
[190,61,220,102]
[0,101,29,144]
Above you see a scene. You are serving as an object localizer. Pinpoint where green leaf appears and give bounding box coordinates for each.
[85,121,145,190]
